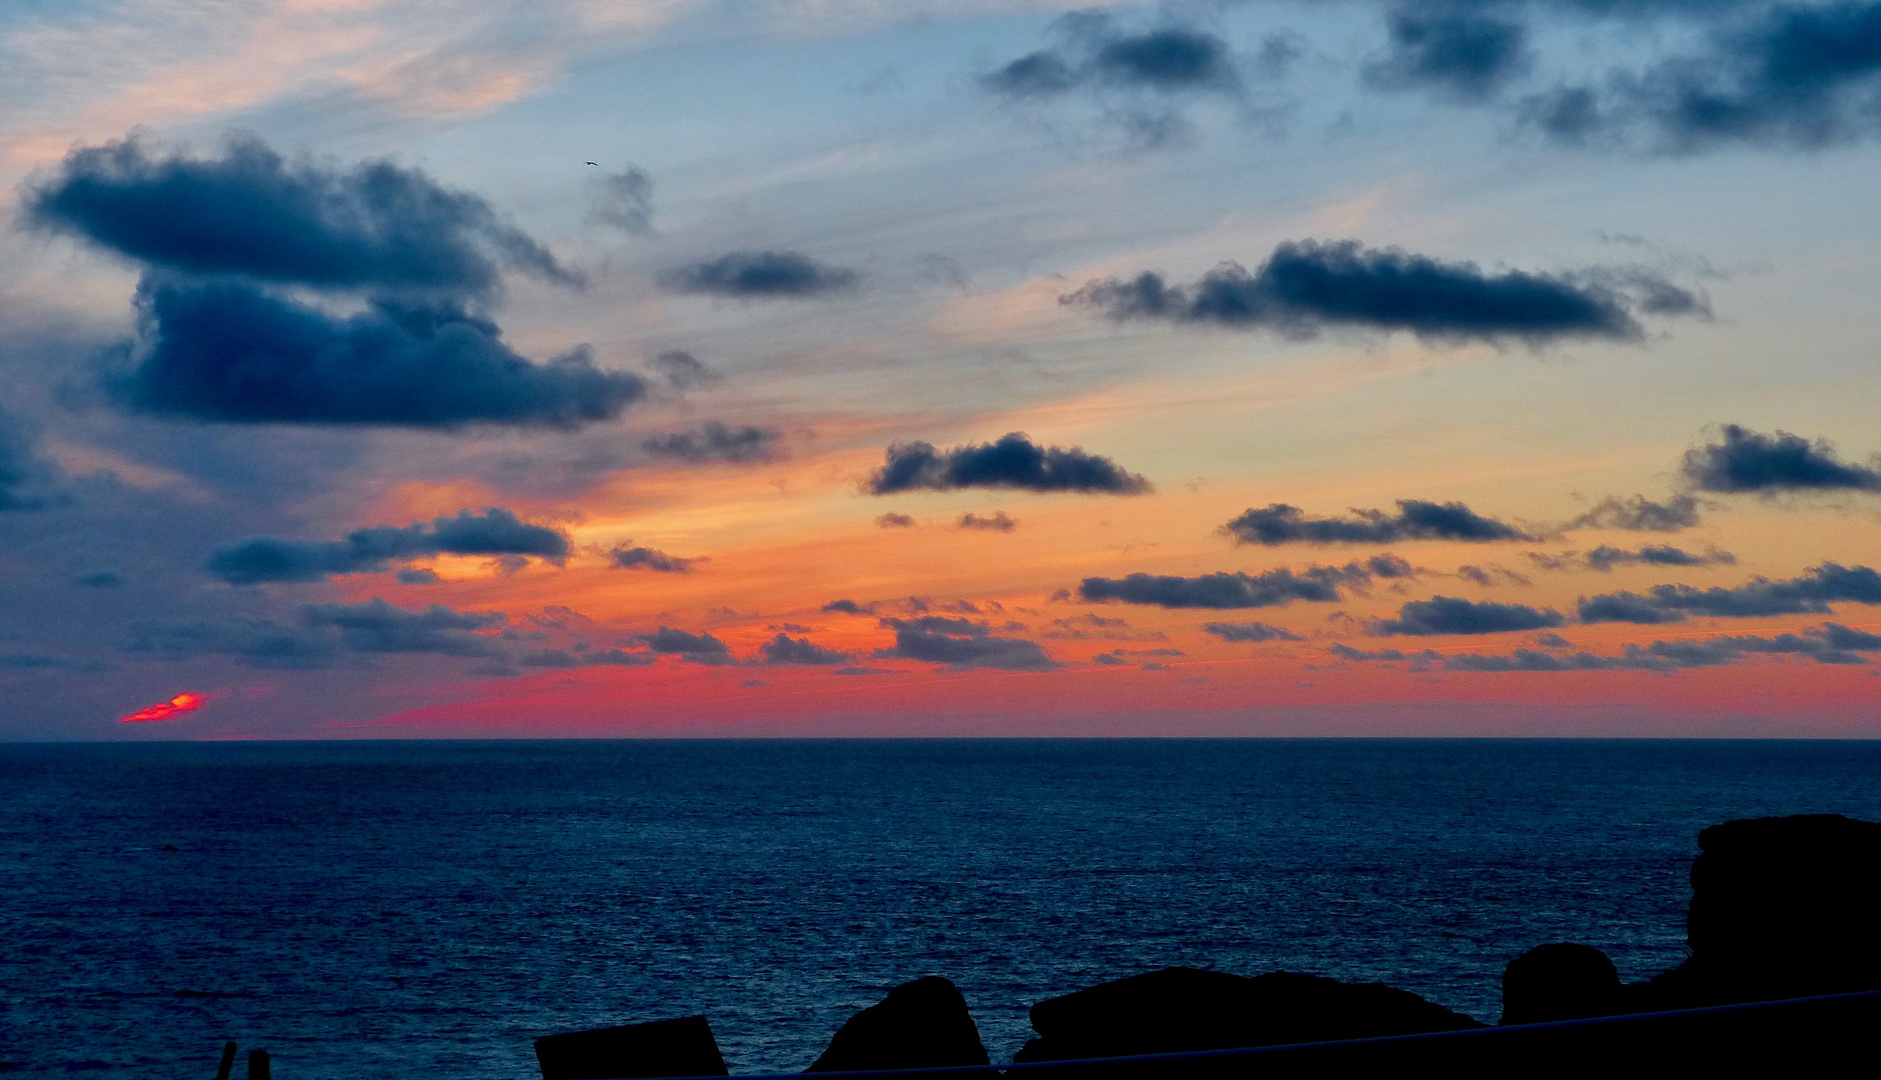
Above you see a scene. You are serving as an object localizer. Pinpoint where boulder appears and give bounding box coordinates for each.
[807,975,990,1073]
[1648,813,1881,1007]
[1013,966,1482,1062]
[1500,943,1622,1025]
[533,1016,727,1079]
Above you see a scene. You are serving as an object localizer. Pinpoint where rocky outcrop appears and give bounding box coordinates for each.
[1012,966,1483,1062]
[806,976,990,1073]
[1500,943,1623,1025]
[533,1016,727,1080]
[1646,813,1881,1008]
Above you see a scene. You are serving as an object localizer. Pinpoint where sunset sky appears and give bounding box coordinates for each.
[4,0,1881,739]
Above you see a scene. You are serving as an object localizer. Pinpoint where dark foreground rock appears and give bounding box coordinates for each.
[1500,943,1623,1025]
[1013,966,1482,1062]
[807,975,990,1072]
[1646,813,1881,1008]
[533,1016,727,1079]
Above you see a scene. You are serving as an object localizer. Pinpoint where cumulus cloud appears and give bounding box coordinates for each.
[125,597,509,669]
[649,350,720,391]
[1337,624,1881,672]
[760,633,851,664]
[1224,499,1533,544]
[1680,424,1881,493]
[0,407,57,512]
[608,545,697,573]
[1365,6,1532,101]
[1522,1,1881,152]
[822,599,873,615]
[866,432,1150,495]
[590,167,654,234]
[982,15,1241,98]
[1585,544,1736,571]
[118,279,647,428]
[1577,563,1881,623]
[206,508,570,584]
[641,422,781,464]
[1202,621,1304,642]
[659,251,859,298]
[1078,562,1378,609]
[958,511,1018,532]
[1039,613,1168,641]
[1564,494,1703,532]
[636,626,731,663]
[1369,595,1568,635]
[26,134,573,294]
[1063,239,1703,344]
[873,615,1055,670]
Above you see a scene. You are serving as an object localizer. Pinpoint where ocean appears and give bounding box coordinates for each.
[5,739,1880,1078]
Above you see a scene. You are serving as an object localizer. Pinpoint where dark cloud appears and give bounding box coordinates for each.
[982,16,1239,98]
[517,647,654,668]
[206,508,569,584]
[649,350,719,391]
[591,167,653,234]
[1578,563,1881,622]
[396,568,441,585]
[984,50,1082,96]
[958,511,1018,532]
[1224,499,1533,544]
[0,407,56,512]
[1523,1,1881,151]
[1093,28,1240,92]
[1456,563,1532,586]
[822,599,873,615]
[637,626,731,662]
[302,598,507,655]
[124,597,514,670]
[1680,424,1881,493]
[876,513,917,529]
[1345,623,1881,672]
[641,422,781,464]
[119,279,646,428]
[659,251,859,298]
[1063,239,1700,344]
[1039,613,1168,641]
[1078,562,1375,609]
[873,616,1056,670]
[609,546,697,573]
[865,432,1150,495]
[26,134,572,293]
[1366,6,1532,100]
[834,666,893,676]
[1583,543,1736,571]
[760,633,851,665]
[1202,621,1304,642]
[1564,494,1702,531]
[74,571,125,589]
[1370,595,1568,635]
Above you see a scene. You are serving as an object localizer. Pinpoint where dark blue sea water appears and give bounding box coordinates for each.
[4,739,1880,1078]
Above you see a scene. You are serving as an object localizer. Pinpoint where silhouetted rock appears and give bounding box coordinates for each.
[1646,813,1881,1008]
[1501,943,1622,1025]
[534,1016,727,1079]
[1012,966,1482,1062]
[807,975,989,1073]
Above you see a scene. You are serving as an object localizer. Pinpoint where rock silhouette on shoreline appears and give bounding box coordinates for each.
[1500,813,1881,1022]
[1012,967,1482,1062]
[806,976,989,1073]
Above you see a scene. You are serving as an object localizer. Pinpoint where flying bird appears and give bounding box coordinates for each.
[586,161,599,166]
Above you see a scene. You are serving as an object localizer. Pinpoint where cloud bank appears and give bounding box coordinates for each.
[1224,499,1534,545]
[866,433,1150,495]
[207,508,569,584]
[1681,424,1881,493]
[1577,563,1881,622]
[660,251,859,298]
[1064,240,1703,344]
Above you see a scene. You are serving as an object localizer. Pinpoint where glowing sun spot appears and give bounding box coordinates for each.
[120,692,209,723]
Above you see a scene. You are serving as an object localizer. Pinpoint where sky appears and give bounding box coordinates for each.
[4,0,1881,739]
